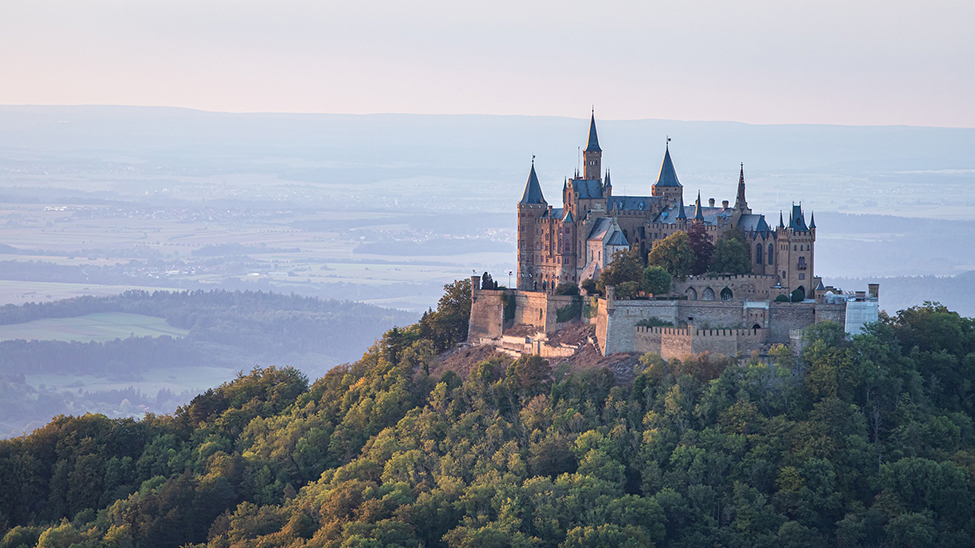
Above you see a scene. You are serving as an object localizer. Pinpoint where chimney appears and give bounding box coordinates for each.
[722,200,729,209]
[868,283,880,299]
[709,198,715,207]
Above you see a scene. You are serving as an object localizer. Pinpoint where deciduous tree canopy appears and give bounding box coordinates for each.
[2,298,975,548]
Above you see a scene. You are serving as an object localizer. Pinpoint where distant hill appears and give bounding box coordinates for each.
[0,290,415,437]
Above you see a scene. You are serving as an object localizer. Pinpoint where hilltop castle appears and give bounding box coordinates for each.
[518,112,816,299]
[469,114,878,359]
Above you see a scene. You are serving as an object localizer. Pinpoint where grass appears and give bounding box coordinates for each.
[0,312,189,343]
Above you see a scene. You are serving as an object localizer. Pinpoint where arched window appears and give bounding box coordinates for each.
[703,287,715,301]
[768,243,774,265]
[686,287,698,301]
[798,256,807,270]
[720,287,733,301]
[756,244,763,264]
[752,323,762,330]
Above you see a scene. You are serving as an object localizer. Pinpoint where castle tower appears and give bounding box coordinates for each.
[583,111,602,181]
[773,203,815,300]
[517,161,547,290]
[651,141,683,208]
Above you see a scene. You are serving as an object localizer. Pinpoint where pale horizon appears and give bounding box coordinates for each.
[2,1,973,128]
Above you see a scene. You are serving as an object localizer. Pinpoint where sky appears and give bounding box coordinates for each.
[2,0,974,127]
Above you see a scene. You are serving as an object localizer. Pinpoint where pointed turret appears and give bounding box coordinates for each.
[654,143,681,188]
[585,111,601,153]
[519,161,546,205]
[582,111,603,180]
[778,211,785,228]
[735,162,749,211]
[809,212,816,229]
[694,191,705,221]
[676,196,687,220]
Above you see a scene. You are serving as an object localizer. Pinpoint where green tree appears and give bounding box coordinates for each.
[647,231,694,280]
[598,249,644,292]
[642,266,671,296]
[709,237,752,275]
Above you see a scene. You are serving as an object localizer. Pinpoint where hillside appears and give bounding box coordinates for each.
[1,282,974,547]
[0,290,414,438]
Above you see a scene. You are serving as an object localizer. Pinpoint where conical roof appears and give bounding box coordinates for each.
[519,163,546,205]
[654,145,682,187]
[676,195,687,220]
[585,112,601,152]
[694,191,705,220]
[735,162,748,210]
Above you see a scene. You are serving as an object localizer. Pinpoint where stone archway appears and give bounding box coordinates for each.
[752,323,762,330]
[702,287,715,301]
[686,287,697,301]
[720,287,733,301]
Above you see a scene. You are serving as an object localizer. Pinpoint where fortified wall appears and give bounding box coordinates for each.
[635,326,766,361]
[469,274,869,361]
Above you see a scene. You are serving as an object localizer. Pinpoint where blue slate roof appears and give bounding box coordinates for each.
[605,230,629,246]
[608,196,652,212]
[562,210,574,222]
[694,191,705,220]
[653,146,682,187]
[569,179,603,199]
[789,204,809,231]
[585,113,601,152]
[587,217,614,241]
[737,214,770,236]
[542,208,564,219]
[519,164,546,205]
[655,205,732,226]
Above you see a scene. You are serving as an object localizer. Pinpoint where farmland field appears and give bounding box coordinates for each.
[0,312,188,343]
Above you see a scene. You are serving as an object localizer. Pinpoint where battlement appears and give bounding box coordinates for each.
[635,325,764,339]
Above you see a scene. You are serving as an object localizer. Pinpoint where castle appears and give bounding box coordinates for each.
[518,112,816,298]
[469,114,878,359]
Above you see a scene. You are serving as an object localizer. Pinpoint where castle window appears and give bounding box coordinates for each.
[798,256,807,270]
[756,244,763,264]
[768,244,774,265]
[720,287,733,301]
[799,273,805,280]
[703,287,715,301]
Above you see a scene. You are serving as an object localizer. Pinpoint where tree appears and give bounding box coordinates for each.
[580,278,598,295]
[647,232,694,280]
[642,266,671,296]
[554,282,579,296]
[598,249,644,292]
[709,237,752,275]
[686,222,714,276]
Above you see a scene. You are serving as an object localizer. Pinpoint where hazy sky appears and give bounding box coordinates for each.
[2,1,973,127]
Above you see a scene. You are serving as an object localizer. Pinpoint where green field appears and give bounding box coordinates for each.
[0,312,189,343]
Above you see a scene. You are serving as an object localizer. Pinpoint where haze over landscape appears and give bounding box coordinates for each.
[2,2,975,546]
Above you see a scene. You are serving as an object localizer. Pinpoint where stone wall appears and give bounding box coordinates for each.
[768,302,819,344]
[596,294,680,355]
[468,285,506,342]
[674,274,787,302]
[635,325,766,361]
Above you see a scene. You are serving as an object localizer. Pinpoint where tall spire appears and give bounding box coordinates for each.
[676,195,687,220]
[519,161,546,205]
[778,211,785,228]
[735,162,748,211]
[694,191,705,221]
[585,110,601,152]
[809,211,816,229]
[653,143,681,187]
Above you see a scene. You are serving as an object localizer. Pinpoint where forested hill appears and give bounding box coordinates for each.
[2,286,975,546]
